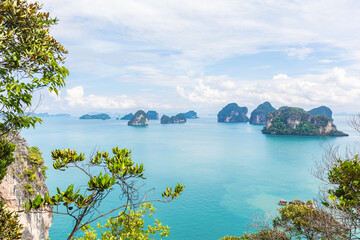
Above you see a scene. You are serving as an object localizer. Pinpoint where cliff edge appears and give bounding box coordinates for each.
[0,135,52,240]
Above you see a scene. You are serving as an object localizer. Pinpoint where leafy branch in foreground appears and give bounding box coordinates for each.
[24,147,184,240]
[76,203,170,240]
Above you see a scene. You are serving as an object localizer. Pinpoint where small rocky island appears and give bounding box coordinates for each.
[249,102,276,125]
[120,113,133,120]
[217,103,249,122]
[262,107,348,136]
[308,106,333,120]
[161,113,186,124]
[183,110,199,119]
[79,113,110,120]
[128,110,148,126]
[147,110,159,120]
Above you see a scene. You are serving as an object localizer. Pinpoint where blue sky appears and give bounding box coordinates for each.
[36,0,360,115]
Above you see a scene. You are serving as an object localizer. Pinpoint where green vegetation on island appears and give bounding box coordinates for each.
[147,110,159,120]
[183,110,199,119]
[128,110,149,126]
[217,103,249,122]
[79,113,111,120]
[262,107,347,136]
[161,113,187,124]
[120,113,133,120]
[308,106,333,120]
[249,101,276,125]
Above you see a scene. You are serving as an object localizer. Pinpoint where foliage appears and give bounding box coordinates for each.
[79,114,111,120]
[273,204,347,239]
[217,103,249,122]
[308,106,332,121]
[327,155,360,218]
[0,138,15,183]
[24,147,184,240]
[0,0,68,135]
[0,202,22,239]
[219,236,241,240]
[261,107,346,136]
[76,203,170,240]
[28,146,44,165]
[249,101,275,124]
[240,229,289,240]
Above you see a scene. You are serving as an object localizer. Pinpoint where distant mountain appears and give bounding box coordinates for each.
[128,110,148,126]
[79,113,111,120]
[120,113,133,120]
[161,113,186,124]
[147,110,159,120]
[262,107,347,136]
[26,112,70,117]
[217,103,249,122]
[249,102,275,125]
[308,106,332,120]
[183,110,199,119]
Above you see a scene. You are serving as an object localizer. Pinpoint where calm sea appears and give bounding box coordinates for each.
[21,115,359,239]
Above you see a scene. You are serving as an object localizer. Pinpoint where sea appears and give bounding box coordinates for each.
[21,115,359,240]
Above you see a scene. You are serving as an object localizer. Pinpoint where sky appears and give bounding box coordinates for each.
[35,0,360,115]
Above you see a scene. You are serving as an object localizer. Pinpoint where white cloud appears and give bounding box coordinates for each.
[286,48,313,60]
[176,68,360,111]
[64,86,136,109]
[40,0,360,63]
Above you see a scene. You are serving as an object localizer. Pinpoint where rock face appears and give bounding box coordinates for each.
[128,110,149,126]
[120,113,133,120]
[79,113,111,120]
[147,111,159,120]
[262,107,348,136]
[0,135,52,240]
[217,103,249,122]
[160,114,187,124]
[183,110,199,119]
[249,102,276,125]
[308,106,333,121]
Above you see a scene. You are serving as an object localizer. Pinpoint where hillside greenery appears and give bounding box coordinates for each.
[262,107,346,136]
[79,113,111,120]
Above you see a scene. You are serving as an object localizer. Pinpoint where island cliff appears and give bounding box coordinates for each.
[308,106,333,120]
[262,107,347,136]
[183,110,199,119]
[79,113,110,120]
[147,111,159,120]
[249,102,276,125]
[0,135,52,239]
[128,110,149,126]
[217,103,249,122]
[161,114,186,124]
[120,113,133,120]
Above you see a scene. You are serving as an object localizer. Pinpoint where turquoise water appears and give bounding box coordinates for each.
[21,116,359,239]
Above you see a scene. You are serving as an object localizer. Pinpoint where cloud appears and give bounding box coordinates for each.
[176,68,360,111]
[64,86,136,109]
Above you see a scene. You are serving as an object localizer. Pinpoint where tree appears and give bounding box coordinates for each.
[0,0,68,237]
[273,203,347,239]
[25,147,184,239]
[76,203,170,240]
[0,0,68,136]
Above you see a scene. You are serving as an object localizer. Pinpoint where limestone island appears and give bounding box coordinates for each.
[250,101,276,125]
[120,113,133,120]
[79,113,110,120]
[308,106,333,121]
[147,110,159,120]
[161,113,186,124]
[262,107,348,136]
[217,103,249,122]
[128,110,148,126]
[183,110,199,119]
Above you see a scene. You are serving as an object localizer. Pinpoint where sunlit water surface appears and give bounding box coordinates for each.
[21,115,359,239]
